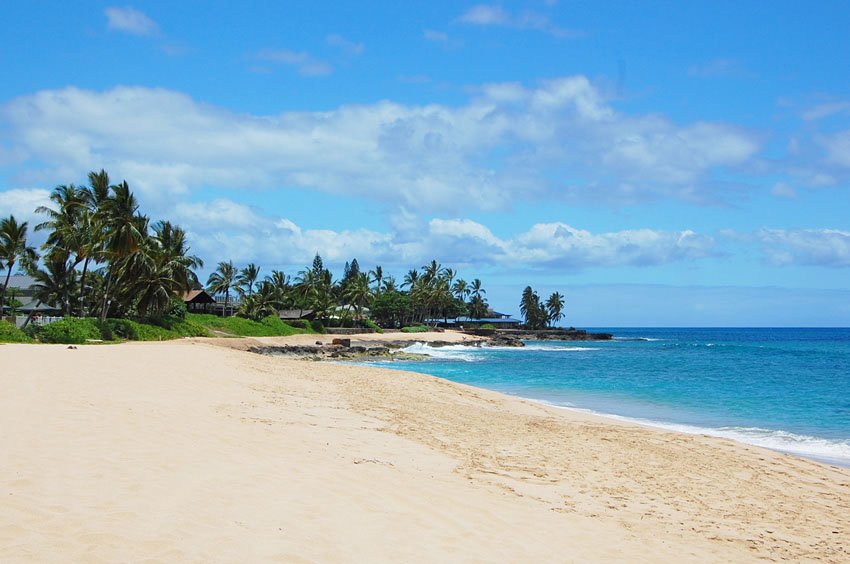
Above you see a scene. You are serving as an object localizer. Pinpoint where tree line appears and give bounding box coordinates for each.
[204,255,492,328]
[2,169,569,330]
[0,170,201,327]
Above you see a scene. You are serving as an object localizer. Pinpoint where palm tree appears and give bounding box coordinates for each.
[422,260,444,283]
[381,275,398,293]
[0,215,39,315]
[98,181,145,322]
[402,269,419,289]
[21,254,75,328]
[236,263,260,297]
[470,278,486,301]
[343,272,374,320]
[206,261,237,316]
[368,265,384,294]
[133,221,203,317]
[35,184,92,316]
[545,291,565,327]
[239,280,282,321]
[452,278,470,301]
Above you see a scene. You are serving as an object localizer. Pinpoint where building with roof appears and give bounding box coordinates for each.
[2,275,62,316]
[181,289,216,313]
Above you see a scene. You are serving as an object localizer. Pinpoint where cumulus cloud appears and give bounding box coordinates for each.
[255,49,332,76]
[458,4,581,38]
[105,6,159,36]
[169,199,716,271]
[757,229,850,267]
[0,188,50,222]
[0,78,761,211]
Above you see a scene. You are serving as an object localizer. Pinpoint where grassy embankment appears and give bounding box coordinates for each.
[0,313,313,344]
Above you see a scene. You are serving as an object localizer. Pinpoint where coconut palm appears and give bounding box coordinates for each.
[98,181,146,322]
[452,278,470,301]
[343,272,373,320]
[402,269,419,289]
[0,215,39,315]
[21,254,76,328]
[236,263,260,297]
[206,261,237,316]
[36,183,97,316]
[132,221,203,317]
[368,265,384,294]
[381,275,398,293]
[470,278,486,301]
[545,291,565,327]
[239,280,282,321]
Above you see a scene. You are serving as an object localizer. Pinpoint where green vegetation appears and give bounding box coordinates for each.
[480,323,496,329]
[37,318,103,344]
[1,168,521,337]
[361,319,383,333]
[0,320,32,343]
[520,287,566,329]
[401,325,429,333]
[186,313,312,338]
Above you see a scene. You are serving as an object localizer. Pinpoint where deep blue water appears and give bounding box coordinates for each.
[362,328,850,466]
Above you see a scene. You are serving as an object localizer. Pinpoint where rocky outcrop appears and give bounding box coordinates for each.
[495,328,613,341]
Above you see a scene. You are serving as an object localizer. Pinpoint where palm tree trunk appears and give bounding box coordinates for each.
[79,257,90,317]
[100,270,113,323]
[1,266,13,315]
[22,300,42,329]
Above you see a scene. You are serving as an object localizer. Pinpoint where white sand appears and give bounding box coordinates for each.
[1,340,848,562]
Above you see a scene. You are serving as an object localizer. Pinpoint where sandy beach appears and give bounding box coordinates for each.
[2,338,849,562]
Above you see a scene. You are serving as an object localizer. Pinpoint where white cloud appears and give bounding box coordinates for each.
[757,229,850,267]
[458,4,581,38]
[326,34,364,58]
[105,6,159,36]
[459,5,509,25]
[1,78,761,212]
[0,188,50,222]
[255,49,332,76]
[170,200,716,271]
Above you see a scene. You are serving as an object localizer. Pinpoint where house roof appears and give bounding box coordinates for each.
[182,289,215,304]
[278,309,314,319]
[6,275,36,291]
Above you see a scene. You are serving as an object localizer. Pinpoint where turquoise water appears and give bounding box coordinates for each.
[363,328,850,466]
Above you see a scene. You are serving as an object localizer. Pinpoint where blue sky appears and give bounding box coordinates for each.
[2,1,850,326]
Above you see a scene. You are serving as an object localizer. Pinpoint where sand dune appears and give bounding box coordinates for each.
[1,340,848,562]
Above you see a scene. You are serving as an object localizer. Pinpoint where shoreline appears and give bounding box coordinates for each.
[2,340,849,561]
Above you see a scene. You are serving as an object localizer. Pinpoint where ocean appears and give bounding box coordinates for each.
[362,328,850,467]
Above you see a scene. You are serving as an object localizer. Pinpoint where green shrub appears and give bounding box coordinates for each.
[106,318,139,340]
[361,319,383,333]
[310,319,326,334]
[480,323,496,330]
[37,318,103,344]
[401,325,429,333]
[0,320,33,343]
